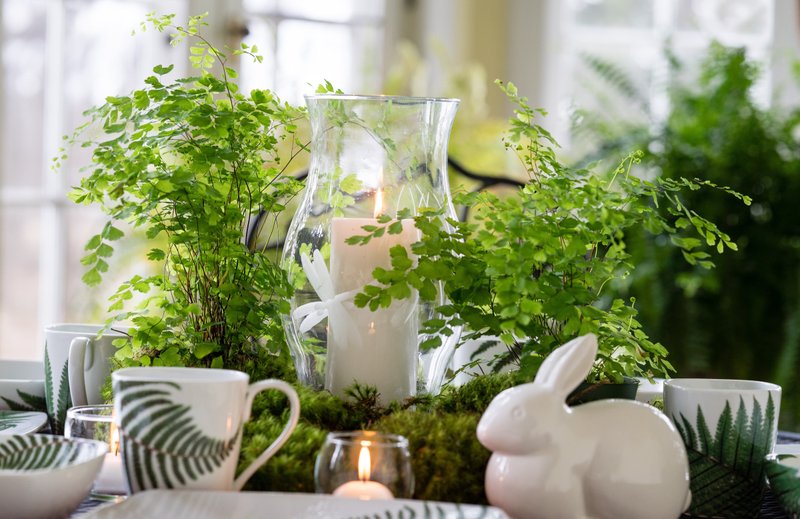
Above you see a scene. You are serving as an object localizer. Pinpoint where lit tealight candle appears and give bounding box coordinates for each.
[332,441,394,500]
[94,421,127,495]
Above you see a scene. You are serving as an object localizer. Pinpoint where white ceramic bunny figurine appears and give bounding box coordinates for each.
[477,334,691,519]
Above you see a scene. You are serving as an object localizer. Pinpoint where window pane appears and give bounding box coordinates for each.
[239,16,277,93]
[243,0,277,15]
[571,0,654,28]
[0,206,40,359]
[0,0,187,360]
[276,0,384,22]
[2,1,46,189]
[62,0,183,187]
[677,0,771,36]
[275,20,383,103]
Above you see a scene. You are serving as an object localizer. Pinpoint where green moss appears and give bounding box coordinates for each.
[238,374,513,502]
[240,417,326,492]
[434,373,518,414]
[374,411,490,504]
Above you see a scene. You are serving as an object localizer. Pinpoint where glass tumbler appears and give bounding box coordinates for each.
[64,405,126,499]
[315,430,413,500]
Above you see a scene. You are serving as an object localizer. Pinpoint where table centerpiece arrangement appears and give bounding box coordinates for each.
[57,11,750,510]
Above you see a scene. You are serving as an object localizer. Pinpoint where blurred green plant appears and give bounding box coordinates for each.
[577,43,800,426]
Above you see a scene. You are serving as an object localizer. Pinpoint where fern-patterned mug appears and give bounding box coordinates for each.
[112,367,300,493]
[44,324,129,434]
[664,378,781,518]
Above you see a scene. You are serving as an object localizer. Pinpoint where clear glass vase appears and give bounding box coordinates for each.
[282,94,460,403]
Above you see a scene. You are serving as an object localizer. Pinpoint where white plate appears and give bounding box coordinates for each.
[83,490,509,519]
[0,410,47,434]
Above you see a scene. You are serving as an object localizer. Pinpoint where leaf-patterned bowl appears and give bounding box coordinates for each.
[0,361,46,412]
[766,444,800,519]
[0,434,107,519]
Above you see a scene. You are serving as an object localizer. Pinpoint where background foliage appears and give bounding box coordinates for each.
[579,44,800,427]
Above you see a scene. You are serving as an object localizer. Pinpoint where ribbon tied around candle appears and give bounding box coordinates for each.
[292,249,364,348]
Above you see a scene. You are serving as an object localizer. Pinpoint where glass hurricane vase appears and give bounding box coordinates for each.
[282,94,460,403]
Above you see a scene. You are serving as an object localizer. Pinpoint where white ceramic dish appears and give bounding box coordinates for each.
[0,410,47,434]
[83,490,509,519]
[0,434,107,519]
[0,360,46,412]
[634,377,664,403]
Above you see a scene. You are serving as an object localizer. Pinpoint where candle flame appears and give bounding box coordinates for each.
[110,422,120,456]
[357,441,372,481]
[373,188,383,218]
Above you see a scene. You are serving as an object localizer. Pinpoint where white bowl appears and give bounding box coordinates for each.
[0,361,46,412]
[0,434,107,519]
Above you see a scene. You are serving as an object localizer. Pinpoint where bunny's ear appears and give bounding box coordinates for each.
[534,334,598,398]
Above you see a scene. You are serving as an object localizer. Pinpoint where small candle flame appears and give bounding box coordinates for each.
[373,188,383,218]
[357,441,372,481]
[110,422,120,456]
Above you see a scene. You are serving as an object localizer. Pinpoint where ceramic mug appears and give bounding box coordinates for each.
[44,324,129,433]
[663,378,781,518]
[112,367,300,493]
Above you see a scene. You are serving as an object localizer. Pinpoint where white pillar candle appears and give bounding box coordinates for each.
[327,212,419,403]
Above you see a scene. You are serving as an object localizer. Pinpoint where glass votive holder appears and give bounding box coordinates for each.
[64,405,126,500]
[315,431,414,500]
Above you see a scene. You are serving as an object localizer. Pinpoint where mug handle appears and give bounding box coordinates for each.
[68,337,90,406]
[233,379,300,491]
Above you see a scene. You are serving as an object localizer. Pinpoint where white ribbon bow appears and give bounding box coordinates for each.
[292,250,362,347]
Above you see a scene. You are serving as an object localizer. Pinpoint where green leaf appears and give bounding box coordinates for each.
[153,64,174,75]
[82,268,102,286]
[194,342,218,359]
[85,234,102,250]
[96,243,114,257]
[102,224,124,241]
[338,174,363,194]
[147,248,166,261]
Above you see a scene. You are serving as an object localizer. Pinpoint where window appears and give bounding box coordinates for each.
[554,0,775,153]
[239,0,386,104]
[0,0,386,359]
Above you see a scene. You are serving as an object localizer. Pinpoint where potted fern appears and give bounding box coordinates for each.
[352,81,748,387]
[61,13,306,372]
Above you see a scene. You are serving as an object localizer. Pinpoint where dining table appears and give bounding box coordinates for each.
[67,430,800,519]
